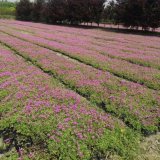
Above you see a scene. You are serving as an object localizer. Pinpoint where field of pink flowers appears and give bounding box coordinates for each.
[0,20,159,159]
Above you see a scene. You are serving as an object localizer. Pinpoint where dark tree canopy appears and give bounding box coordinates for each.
[31,0,44,22]
[16,0,160,30]
[16,0,106,25]
[16,0,32,21]
[42,0,67,23]
[85,0,105,25]
[103,0,160,30]
[102,0,116,23]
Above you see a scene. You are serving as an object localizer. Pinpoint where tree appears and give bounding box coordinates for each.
[66,0,88,24]
[143,0,160,30]
[103,0,116,23]
[115,0,143,28]
[114,0,160,30]
[16,0,32,21]
[66,0,106,25]
[89,0,106,26]
[31,0,44,22]
[42,0,67,23]
[15,0,106,26]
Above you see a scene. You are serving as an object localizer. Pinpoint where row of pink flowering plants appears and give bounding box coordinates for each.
[2,20,160,69]
[0,44,141,160]
[0,20,159,159]
[0,20,160,90]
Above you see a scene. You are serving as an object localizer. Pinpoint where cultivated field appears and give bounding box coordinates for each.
[0,20,160,159]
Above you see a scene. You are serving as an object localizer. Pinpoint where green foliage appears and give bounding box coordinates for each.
[103,0,160,30]
[0,2,16,8]
[0,90,9,100]
[0,99,141,160]
[16,0,106,25]
[16,0,32,21]
[97,128,141,160]
[0,2,16,19]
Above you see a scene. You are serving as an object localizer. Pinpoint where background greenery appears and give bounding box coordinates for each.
[0,2,16,19]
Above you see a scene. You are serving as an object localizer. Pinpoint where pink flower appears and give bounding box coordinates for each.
[54,106,61,113]
[25,105,32,114]
[28,152,34,159]
[64,118,71,122]
[76,133,83,140]
[16,92,23,99]
[58,124,65,130]
[73,121,78,125]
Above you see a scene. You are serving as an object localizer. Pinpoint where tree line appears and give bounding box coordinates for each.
[104,0,160,30]
[16,0,160,30]
[16,0,105,26]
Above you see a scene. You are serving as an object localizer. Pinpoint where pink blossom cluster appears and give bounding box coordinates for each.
[0,44,119,158]
[5,21,160,69]
[0,32,159,131]
[0,23,160,90]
